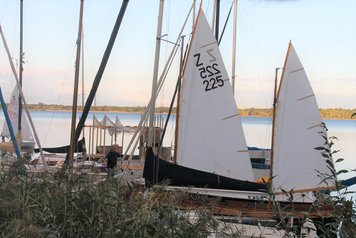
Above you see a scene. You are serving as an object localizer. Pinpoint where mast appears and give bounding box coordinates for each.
[231,0,237,95]
[211,0,216,32]
[192,0,196,28]
[63,0,129,170]
[270,41,291,189]
[68,0,84,169]
[148,0,164,147]
[81,25,85,139]
[81,29,85,111]
[123,2,194,162]
[173,36,185,164]
[18,0,24,133]
[269,67,281,188]
[0,25,47,169]
[215,0,220,41]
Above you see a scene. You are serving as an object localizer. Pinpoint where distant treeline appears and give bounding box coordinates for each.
[239,108,356,120]
[1,104,355,120]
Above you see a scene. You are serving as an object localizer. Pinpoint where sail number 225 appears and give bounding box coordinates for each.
[194,53,224,92]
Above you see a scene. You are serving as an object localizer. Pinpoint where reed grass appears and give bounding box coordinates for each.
[0,164,221,238]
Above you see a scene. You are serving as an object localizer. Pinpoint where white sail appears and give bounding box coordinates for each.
[272,42,335,192]
[1,86,34,144]
[176,10,254,182]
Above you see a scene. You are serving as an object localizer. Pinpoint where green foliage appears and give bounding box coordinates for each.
[0,167,220,238]
[273,124,356,237]
[312,126,356,237]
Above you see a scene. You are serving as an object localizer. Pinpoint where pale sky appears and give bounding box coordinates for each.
[0,0,355,109]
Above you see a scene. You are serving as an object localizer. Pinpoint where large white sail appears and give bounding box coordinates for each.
[272,42,335,192]
[176,10,254,182]
[1,86,34,144]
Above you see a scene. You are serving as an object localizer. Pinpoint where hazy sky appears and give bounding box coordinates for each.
[0,0,355,109]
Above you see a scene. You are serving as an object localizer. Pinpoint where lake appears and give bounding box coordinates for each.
[1,110,356,197]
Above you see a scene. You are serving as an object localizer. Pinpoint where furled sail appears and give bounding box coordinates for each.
[176,10,254,182]
[272,42,335,192]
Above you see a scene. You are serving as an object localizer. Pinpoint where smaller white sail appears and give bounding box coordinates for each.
[272,42,335,193]
[176,10,254,182]
[1,86,34,144]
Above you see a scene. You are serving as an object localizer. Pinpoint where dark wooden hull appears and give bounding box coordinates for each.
[143,147,267,192]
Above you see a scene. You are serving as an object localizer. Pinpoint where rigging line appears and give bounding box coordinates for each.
[158,0,172,114]
[239,2,270,107]
[123,2,195,162]
[218,0,233,46]
[238,3,273,149]
[158,38,188,152]
[0,0,10,22]
[42,43,77,145]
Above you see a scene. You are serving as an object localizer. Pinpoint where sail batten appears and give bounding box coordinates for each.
[200,42,216,48]
[176,10,254,182]
[221,113,240,121]
[297,94,314,101]
[290,67,304,74]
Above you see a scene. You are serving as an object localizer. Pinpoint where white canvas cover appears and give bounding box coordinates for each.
[92,114,134,135]
[115,116,134,133]
[93,114,101,127]
[1,86,34,143]
[272,42,335,192]
[176,9,254,181]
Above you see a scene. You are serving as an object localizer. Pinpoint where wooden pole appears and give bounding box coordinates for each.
[269,67,281,191]
[215,0,220,41]
[64,0,129,169]
[173,36,185,164]
[148,0,165,147]
[68,0,84,169]
[0,24,47,169]
[231,0,237,95]
[123,3,194,161]
[18,0,23,132]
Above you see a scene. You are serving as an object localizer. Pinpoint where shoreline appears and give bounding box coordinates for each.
[17,109,356,121]
[1,104,355,120]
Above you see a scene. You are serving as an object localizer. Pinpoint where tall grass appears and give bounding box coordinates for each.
[0,164,219,238]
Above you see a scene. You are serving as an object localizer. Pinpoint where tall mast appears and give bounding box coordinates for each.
[269,67,281,189]
[192,0,196,28]
[173,36,185,164]
[18,0,23,132]
[215,0,220,41]
[211,0,216,32]
[0,25,47,169]
[231,0,237,95]
[270,42,292,185]
[81,29,85,110]
[63,0,129,170]
[68,0,84,168]
[81,26,85,139]
[148,0,164,147]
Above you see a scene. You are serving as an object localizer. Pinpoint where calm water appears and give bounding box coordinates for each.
[1,111,355,195]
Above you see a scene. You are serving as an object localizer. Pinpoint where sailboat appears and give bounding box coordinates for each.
[139,4,352,236]
[0,1,35,156]
[0,86,35,154]
[143,8,266,193]
[143,6,339,204]
[270,41,336,197]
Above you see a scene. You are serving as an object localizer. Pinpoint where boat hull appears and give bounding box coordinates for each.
[143,147,267,192]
